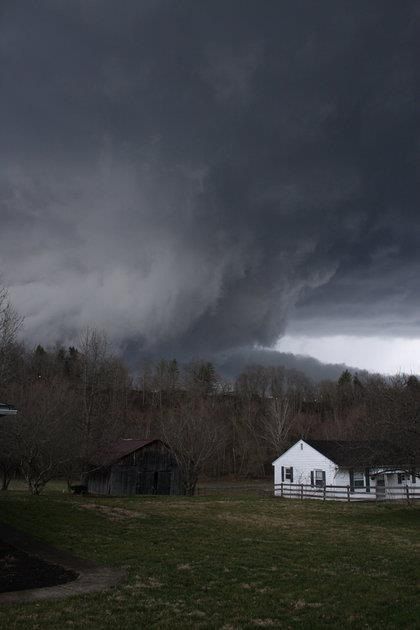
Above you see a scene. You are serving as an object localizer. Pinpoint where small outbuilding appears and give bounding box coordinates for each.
[85,438,183,496]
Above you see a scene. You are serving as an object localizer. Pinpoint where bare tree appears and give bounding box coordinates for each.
[0,417,20,490]
[261,396,295,454]
[162,397,225,495]
[360,374,420,475]
[14,379,76,494]
[77,327,129,460]
[236,365,270,399]
[0,285,24,386]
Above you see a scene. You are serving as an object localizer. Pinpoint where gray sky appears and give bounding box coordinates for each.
[1,1,419,376]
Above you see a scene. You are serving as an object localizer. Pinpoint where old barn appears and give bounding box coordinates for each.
[85,438,183,496]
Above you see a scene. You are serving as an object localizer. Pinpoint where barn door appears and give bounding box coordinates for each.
[136,471,155,495]
[136,471,172,495]
[155,471,172,495]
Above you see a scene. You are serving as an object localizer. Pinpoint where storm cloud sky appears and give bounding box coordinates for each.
[1,1,419,375]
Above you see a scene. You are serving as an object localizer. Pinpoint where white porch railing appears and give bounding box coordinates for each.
[274,483,420,502]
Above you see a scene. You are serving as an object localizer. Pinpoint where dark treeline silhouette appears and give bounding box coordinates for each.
[0,288,419,494]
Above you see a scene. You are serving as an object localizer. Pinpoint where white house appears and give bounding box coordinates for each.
[273,439,418,500]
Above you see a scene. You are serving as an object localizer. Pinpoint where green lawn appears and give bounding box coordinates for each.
[0,491,419,629]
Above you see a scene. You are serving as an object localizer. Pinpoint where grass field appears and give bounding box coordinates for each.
[0,490,419,629]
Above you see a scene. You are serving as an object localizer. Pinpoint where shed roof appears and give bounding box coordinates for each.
[92,438,162,467]
[305,439,405,467]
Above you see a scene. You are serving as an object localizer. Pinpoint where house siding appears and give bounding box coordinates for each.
[273,440,339,490]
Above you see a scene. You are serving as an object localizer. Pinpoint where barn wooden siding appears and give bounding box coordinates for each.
[87,441,183,496]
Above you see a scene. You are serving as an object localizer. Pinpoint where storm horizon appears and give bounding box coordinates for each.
[1,1,419,379]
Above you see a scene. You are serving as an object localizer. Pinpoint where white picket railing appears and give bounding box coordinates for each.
[274,482,420,502]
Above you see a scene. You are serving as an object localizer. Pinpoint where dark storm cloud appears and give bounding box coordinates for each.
[0,1,418,364]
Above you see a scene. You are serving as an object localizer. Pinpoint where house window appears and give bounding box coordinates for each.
[285,467,293,481]
[314,470,325,487]
[397,473,406,484]
[353,472,365,488]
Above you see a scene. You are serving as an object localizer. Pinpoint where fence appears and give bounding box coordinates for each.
[274,483,420,503]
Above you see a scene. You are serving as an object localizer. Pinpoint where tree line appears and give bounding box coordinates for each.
[0,287,418,494]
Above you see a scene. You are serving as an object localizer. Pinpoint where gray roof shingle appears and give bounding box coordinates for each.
[305,439,407,468]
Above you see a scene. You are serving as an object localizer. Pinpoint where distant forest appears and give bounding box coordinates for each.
[0,287,419,494]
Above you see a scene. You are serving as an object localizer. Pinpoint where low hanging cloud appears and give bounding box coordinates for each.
[0,1,418,370]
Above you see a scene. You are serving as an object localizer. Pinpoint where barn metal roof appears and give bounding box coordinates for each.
[91,438,161,467]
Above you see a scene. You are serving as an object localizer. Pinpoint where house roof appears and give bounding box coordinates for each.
[305,439,405,467]
[91,438,162,467]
